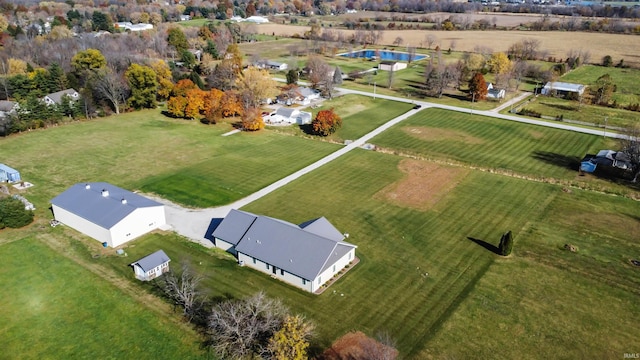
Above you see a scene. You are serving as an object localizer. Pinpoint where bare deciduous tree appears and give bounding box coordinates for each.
[161,264,204,321]
[306,55,331,90]
[425,34,437,49]
[619,125,640,182]
[361,331,398,360]
[93,68,127,115]
[208,291,287,359]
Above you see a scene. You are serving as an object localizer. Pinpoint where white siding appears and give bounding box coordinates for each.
[214,238,237,255]
[313,248,356,290]
[237,252,314,292]
[110,206,166,247]
[52,204,112,245]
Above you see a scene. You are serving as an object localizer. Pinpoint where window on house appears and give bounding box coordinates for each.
[302,279,306,285]
[333,265,336,272]
[318,277,321,284]
[280,269,284,276]
[349,252,352,260]
[252,257,256,264]
[266,264,270,270]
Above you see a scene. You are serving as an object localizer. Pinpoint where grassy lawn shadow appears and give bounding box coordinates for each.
[532,151,581,171]
[467,237,499,255]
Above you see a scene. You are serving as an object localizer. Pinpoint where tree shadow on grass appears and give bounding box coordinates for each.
[532,151,581,171]
[467,237,499,255]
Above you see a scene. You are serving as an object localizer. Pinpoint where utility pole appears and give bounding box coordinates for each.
[373,82,376,100]
[471,92,475,115]
[604,116,608,138]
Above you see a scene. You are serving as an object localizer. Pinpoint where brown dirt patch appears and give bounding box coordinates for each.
[376,159,469,211]
[318,331,398,360]
[529,130,545,139]
[404,126,484,144]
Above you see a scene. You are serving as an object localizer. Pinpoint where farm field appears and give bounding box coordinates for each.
[255,24,640,67]
[0,236,210,359]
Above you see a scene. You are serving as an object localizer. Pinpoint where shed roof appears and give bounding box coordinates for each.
[218,210,355,280]
[0,164,19,174]
[131,250,170,272]
[51,182,163,229]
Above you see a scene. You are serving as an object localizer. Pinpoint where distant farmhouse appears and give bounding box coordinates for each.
[131,250,171,281]
[230,15,269,23]
[114,22,153,32]
[43,89,80,106]
[211,210,357,293]
[254,60,288,71]
[541,82,585,97]
[51,182,166,247]
[267,107,312,125]
[486,83,506,100]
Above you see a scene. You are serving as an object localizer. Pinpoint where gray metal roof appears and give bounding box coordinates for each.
[131,250,170,272]
[46,89,78,104]
[0,164,19,174]
[211,209,257,246]
[0,100,16,112]
[220,211,356,280]
[299,217,345,242]
[543,82,585,93]
[51,182,163,229]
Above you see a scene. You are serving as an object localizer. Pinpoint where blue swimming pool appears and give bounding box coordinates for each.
[339,50,427,61]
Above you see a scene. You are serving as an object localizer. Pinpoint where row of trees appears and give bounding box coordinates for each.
[159,265,314,360]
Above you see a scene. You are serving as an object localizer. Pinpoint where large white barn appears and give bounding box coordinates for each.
[51,182,166,247]
[212,210,357,293]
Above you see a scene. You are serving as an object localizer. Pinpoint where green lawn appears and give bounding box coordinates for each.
[0,110,340,209]
[1,102,639,359]
[310,95,413,141]
[0,237,210,359]
[424,187,640,359]
[560,64,640,105]
[372,108,605,179]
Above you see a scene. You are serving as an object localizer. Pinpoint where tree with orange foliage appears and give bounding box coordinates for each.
[184,89,206,119]
[241,107,264,131]
[468,72,488,101]
[312,108,342,136]
[203,88,224,124]
[172,79,198,97]
[221,91,243,118]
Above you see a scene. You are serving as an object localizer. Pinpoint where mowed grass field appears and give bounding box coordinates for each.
[0,109,340,209]
[0,237,210,359]
[1,105,639,358]
[373,108,604,179]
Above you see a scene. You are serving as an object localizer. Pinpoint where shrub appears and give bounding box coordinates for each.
[498,231,514,256]
[518,108,541,118]
[0,197,34,229]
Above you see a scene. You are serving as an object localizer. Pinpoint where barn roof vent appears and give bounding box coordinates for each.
[121,198,127,204]
[85,184,91,189]
[101,189,109,197]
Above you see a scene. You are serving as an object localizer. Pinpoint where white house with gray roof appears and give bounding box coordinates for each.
[43,89,79,106]
[51,182,166,247]
[211,210,357,293]
[131,250,171,281]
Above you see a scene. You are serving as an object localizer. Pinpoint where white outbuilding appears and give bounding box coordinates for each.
[51,182,166,247]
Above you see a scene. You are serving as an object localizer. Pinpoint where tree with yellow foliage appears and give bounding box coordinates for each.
[184,89,206,119]
[221,91,243,118]
[150,59,174,101]
[241,107,264,131]
[203,88,224,124]
[7,58,27,75]
[236,66,279,110]
[268,315,314,360]
[487,52,512,75]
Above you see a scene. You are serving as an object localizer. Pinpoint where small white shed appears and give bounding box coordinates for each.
[131,250,171,281]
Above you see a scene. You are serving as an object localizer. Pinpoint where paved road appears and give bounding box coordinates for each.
[161,83,626,246]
